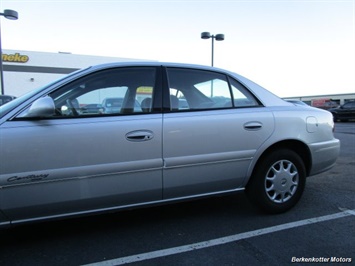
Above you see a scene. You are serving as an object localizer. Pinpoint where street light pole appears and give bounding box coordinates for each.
[0,9,18,95]
[211,34,214,67]
[201,32,225,67]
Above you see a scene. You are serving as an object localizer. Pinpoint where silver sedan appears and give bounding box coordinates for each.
[0,62,340,228]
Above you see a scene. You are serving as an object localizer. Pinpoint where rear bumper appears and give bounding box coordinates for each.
[308,138,340,176]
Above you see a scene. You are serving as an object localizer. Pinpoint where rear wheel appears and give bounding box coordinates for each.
[332,113,341,122]
[246,149,306,214]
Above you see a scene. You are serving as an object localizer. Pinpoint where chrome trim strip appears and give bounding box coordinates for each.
[164,157,252,169]
[0,159,163,188]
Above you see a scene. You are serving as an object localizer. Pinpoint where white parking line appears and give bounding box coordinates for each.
[83,208,355,266]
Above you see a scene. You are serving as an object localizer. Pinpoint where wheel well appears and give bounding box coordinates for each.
[256,140,312,176]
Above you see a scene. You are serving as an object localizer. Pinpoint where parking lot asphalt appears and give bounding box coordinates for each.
[0,122,354,266]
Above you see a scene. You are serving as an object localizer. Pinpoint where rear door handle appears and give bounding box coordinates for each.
[244,121,263,130]
[126,130,154,142]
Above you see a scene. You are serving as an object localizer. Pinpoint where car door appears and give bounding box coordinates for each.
[0,67,163,222]
[163,68,274,198]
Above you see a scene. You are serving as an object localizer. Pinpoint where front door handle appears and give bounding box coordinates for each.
[244,121,263,131]
[126,130,154,142]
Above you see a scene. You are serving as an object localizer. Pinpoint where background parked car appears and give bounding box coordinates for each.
[80,104,104,114]
[311,98,339,110]
[328,101,355,122]
[0,95,16,106]
[101,97,141,113]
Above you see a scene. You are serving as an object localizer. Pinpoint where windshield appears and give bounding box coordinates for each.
[0,67,90,118]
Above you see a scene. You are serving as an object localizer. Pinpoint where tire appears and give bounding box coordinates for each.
[330,112,337,122]
[246,149,306,214]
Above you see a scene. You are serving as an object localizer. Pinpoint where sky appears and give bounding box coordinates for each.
[1,0,354,98]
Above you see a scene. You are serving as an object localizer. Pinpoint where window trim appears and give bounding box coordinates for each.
[13,66,163,121]
[164,67,262,113]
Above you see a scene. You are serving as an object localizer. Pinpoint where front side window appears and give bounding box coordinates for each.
[46,67,156,117]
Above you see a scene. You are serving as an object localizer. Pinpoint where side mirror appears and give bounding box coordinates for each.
[24,96,55,117]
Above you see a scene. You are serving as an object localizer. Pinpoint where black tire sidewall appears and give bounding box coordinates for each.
[246,149,306,214]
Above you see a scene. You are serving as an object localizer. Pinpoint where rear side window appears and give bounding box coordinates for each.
[166,68,260,111]
[167,68,231,111]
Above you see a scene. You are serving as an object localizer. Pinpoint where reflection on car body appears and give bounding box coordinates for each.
[0,62,340,228]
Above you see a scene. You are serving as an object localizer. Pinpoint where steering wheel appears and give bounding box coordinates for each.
[65,99,79,116]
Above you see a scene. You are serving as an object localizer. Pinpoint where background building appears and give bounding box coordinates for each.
[2,49,354,105]
[284,94,355,107]
[2,49,152,96]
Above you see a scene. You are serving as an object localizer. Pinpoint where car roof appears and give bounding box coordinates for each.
[89,61,229,74]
